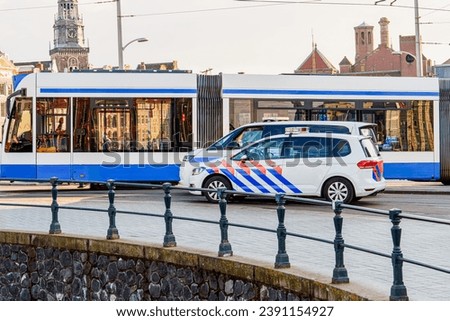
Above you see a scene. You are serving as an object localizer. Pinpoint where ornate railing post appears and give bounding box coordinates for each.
[106,180,119,240]
[332,201,349,283]
[163,183,176,247]
[217,188,233,257]
[389,208,408,301]
[274,193,290,268]
[49,177,61,234]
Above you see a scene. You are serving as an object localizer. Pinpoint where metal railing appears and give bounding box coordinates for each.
[1,177,450,301]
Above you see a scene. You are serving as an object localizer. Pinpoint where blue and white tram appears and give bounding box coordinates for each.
[219,74,441,181]
[1,71,446,184]
[2,71,197,182]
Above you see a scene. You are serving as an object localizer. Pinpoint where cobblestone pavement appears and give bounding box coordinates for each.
[0,179,450,301]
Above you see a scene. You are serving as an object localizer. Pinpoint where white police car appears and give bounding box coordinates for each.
[184,129,385,204]
[180,121,377,188]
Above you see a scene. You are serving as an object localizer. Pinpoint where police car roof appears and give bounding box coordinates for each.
[238,120,375,127]
[251,132,369,143]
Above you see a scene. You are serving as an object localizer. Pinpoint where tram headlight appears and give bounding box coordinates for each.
[192,167,206,176]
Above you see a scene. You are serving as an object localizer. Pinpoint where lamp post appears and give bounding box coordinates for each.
[116,0,148,69]
[414,0,423,77]
[117,0,124,69]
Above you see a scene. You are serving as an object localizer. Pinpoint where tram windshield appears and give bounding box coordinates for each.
[5,98,32,153]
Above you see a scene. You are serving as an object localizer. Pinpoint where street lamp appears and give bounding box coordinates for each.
[116,0,148,69]
[393,51,417,64]
[120,37,149,69]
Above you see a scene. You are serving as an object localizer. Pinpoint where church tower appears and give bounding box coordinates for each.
[50,0,89,71]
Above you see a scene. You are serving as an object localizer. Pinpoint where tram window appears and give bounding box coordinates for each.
[36,98,70,153]
[230,97,434,152]
[5,98,32,153]
[72,97,192,153]
[135,98,171,152]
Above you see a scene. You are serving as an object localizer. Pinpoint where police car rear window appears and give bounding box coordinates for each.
[361,138,380,157]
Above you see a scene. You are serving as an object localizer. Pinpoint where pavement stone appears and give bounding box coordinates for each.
[385,180,450,194]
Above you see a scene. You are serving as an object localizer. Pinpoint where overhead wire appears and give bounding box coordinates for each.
[234,0,450,13]
[1,0,450,16]
[121,3,289,18]
[0,0,115,13]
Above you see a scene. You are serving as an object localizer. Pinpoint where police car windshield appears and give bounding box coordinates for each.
[208,126,264,150]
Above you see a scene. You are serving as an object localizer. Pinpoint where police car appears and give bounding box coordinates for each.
[184,128,385,203]
[180,120,377,188]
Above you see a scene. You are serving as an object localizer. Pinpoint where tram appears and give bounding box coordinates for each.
[1,70,448,183]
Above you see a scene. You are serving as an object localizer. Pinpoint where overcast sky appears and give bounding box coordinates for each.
[1,0,449,74]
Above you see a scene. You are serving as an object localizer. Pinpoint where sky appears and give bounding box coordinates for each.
[0,0,449,75]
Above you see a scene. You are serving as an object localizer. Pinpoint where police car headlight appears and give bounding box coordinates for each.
[192,167,206,175]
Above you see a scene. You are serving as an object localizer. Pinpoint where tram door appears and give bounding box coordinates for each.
[35,98,72,180]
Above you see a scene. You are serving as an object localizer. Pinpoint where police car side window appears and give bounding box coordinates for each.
[233,138,283,161]
[332,139,351,157]
[280,137,351,158]
[235,127,263,148]
[301,138,325,158]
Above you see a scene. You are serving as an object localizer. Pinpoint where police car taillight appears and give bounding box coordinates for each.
[357,160,379,169]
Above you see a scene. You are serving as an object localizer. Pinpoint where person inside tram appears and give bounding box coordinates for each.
[102,132,112,152]
[55,117,67,152]
[9,130,32,152]
[55,117,65,135]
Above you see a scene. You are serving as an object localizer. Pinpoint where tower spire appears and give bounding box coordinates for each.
[50,0,90,71]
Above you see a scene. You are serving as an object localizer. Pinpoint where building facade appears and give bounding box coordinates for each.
[296,17,435,77]
[49,0,89,71]
[0,52,18,141]
[344,17,432,77]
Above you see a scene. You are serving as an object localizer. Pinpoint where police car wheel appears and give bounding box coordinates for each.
[203,176,232,203]
[323,177,354,204]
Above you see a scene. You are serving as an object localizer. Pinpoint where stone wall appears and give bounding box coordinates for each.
[0,231,370,301]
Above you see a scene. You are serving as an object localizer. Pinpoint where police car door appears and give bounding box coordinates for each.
[281,136,332,195]
[231,137,286,195]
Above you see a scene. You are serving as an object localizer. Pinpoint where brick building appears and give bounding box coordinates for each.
[294,44,337,75]
[296,17,434,77]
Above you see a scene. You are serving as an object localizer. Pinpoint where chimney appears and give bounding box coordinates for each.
[379,17,390,48]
